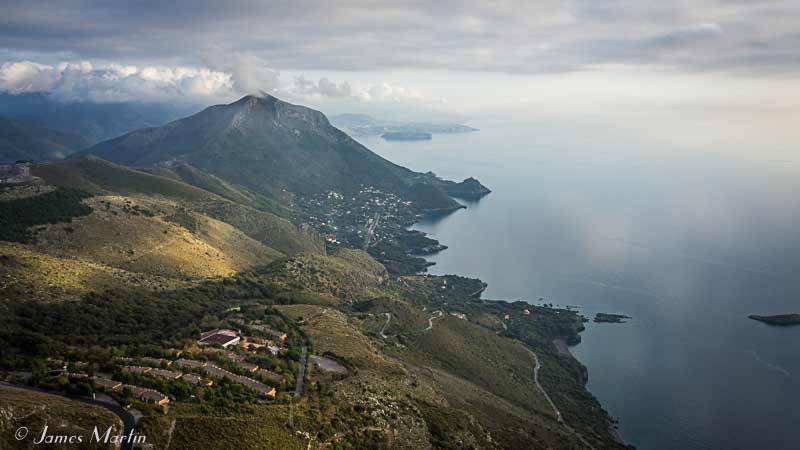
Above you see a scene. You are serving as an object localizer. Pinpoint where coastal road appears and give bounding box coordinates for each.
[522,350,596,449]
[526,349,563,424]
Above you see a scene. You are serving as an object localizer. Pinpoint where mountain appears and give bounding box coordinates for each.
[0,118,89,163]
[330,112,478,136]
[0,93,196,144]
[0,117,620,450]
[81,94,476,210]
[441,176,492,199]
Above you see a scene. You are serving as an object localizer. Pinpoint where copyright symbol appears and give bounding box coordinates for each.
[15,426,28,440]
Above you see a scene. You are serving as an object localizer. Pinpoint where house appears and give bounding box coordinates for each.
[216,349,246,363]
[92,377,122,391]
[141,357,171,367]
[124,366,152,375]
[175,358,207,369]
[181,373,212,387]
[0,162,32,185]
[246,323,287,344]
[242,336,273,350]
[198,329,240,348]
[130,386,170,406]
[149,368,182,380]
[200,365,276,398]
[522,309,531,316]
[503,314,510,321]
[450,312,467,320]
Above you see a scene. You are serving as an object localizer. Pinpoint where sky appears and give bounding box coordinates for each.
[2,0,800,119]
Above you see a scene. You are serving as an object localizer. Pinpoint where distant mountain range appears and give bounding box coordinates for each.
[0,118,89,163]
[0,93,195,144]
[330,113,478,137]
[80,95,488,211]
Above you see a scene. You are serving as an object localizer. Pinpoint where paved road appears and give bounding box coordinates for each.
[522,349,596,449]
[293,346,308,398]
[0,382,139,450]
[380,313,392,338]
[525,349,563,423]
[422,310,443,332]
[363,213,381,249]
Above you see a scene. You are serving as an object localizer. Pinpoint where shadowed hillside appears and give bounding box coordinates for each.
[0,118,89,163]
[80,95,481,212]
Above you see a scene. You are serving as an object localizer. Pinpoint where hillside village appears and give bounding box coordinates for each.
[16,305,309,417]
[0,161,33,185]
[297,185,447,274]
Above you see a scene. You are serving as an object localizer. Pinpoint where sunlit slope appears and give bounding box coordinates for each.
[32,157,323,256]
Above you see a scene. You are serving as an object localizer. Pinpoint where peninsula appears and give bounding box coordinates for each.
[381,131,432,141]
[748,314,800,326]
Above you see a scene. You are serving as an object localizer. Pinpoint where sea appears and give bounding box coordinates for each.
[358,112,800,450]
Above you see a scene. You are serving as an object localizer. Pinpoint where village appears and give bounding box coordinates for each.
[297,185,418,249]
[29,307,306,414]
[296,185,447,274]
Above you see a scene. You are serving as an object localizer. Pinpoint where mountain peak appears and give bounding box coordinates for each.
[232,93,281,106]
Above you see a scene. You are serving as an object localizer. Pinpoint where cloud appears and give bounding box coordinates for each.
[360,83,423,102]
[202,52,281,96]
[0,60,234,102]
[1,1,799,75]
[0,59,431,106]
[649,23,724,48]
[290,75,352,100]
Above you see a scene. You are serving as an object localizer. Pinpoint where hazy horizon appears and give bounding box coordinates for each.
[2,1,800,126]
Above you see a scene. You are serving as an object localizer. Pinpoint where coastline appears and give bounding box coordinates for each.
[410,204,631,448]
[553,338,574,358]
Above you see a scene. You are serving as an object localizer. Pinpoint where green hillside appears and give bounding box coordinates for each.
[32,157,322,257]
[80,95,468,212]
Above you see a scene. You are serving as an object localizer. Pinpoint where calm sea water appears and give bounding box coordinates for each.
[359,115,800,450]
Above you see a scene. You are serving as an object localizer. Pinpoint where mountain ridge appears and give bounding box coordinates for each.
[79,94,486,211]
[0,118,89,163]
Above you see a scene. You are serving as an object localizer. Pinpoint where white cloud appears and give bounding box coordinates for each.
[0,58,433,107]
[282,75,429,104]
[361,83,423,102]
[0,60,235,102]
[289,75,352,100]
[0,60,62,93]
[202,52,281,96]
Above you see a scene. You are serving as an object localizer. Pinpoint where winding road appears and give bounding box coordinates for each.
[379,312,392,338]
[422,310,443,332]
[379,310,443,339]
[0,382,139,450]
[522,350,596,449]
[525,349,563,424]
